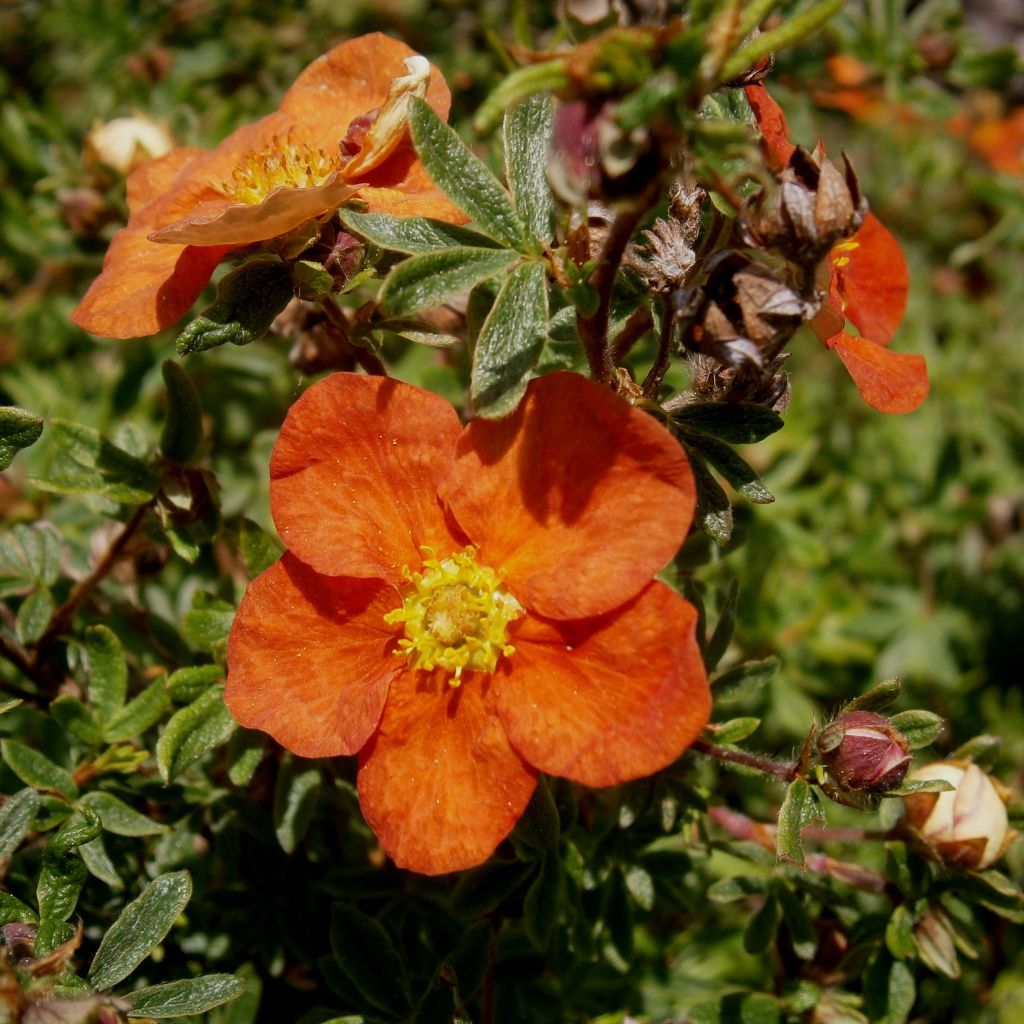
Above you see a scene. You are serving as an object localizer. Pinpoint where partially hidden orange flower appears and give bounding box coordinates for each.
[72,34,464,340]
[745,83,929,414]
[225,371,711,875]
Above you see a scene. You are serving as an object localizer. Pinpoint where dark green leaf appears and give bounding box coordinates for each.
[0,787,40,859]
[340,210,498,254]
[0,523,61,595]
[182,592,234,654]
[707,875,769,903]
[15,587,53,644]
[672,402,784,443]
[471,260,548,417]
[176,257,294,355]
[50,806,102,853]
[711,657,780,703]
[103,680,171,743]
[379,247,519,318]
[843,677,902,714]
[680,431,774,503]
[34,919,76,958]
[503,94,554,247]
[524,856,564,950]
[80,833,123,889]
[83,624,127,723]
[775,884,816,960]
[125,975,246,1018]
[329,902,409,1016]
[705,580,739,671]
[0,890,38,925]
[273,757,321,854]
[409,97,528,250]
[37,849,87,922]
[451,860,535,919]
[743,891,781,954]
[80,792,167,836]
[156,685,237,783]
[691,453,733,546]
[512,777,560,857]
[0,405,44,470]
[50,695,102,744]
[236,519,281,576]
[889,710,945,750]
[776,779,821,867]
[713,717,761,744]
[89,871,193,991]
[603,868,634,964]
[167,664,224,704]
[442,920,492,1005]
[2,739,78,799]
[160,360,203,463]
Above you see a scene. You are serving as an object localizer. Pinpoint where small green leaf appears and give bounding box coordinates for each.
[227,733,265,787]
[680,431,774,503]
[29,421,158,503]
[235,518,281,576]
[705,580,739,671]
[471,260,548,417]
[776,779,822,867]
[379,247,519,318]
[50,695,103,744]
[0,405,44,470]
[0,787,40,859]
[80,833,123,889]
[843,677,902,714]
[450,860,535,919]
[0,890,38,925]
[889,710,945,750]
[34,919,76,958]
[886,778,954,797]
[330,902,409,1016]
[156,685,236,784]
[512,777,560,857]
[339,210,498,254]
[504,94,554,247]
[37,848,87,922]
[0,523,61,595]
[713,717,761,744]
[176,257,294,355]
[103,680,171,743]
[524,856,564,950]
[89,871,193,991]
[182,592,234,654]
[15,587,53,644]
[50,806,102,853]
[624,864,655,911]
[125,975,246,1018]
[83,624,127,723]
[80,792,167,836]
[711,657,780,703]
[442,921,492,1005]
[885,904,917,960]
[2,739,78,799]
[167,664,224,704]
[273,758,321,854]
[691,453,733,546]
[672,402,784,444]
[743,891,781,954]
[707,875,769,904]
[160,361,203,463]
[409,97,528,251]
[292,260,335,298]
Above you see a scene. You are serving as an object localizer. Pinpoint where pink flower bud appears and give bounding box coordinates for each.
[817,710,911,793]
[903,761,1012,870]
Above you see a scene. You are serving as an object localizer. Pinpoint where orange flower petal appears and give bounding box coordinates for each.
[497,583,709,787]
[357,671,537,874]
[126,147,204,213]
[829,331,929,414]
[441,373,695,620]
[225,554,399,757]
[745,83,796,171]
[830,213,908,344]
[270,373,464,585]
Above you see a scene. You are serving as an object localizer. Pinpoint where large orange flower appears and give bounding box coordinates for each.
[745,83,928,414]
[72,34,463,340]
[225,371,710,875]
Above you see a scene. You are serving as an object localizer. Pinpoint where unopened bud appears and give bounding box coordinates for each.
[817,710,912,793]
[85,115,174,176]
[903,760,1012,871]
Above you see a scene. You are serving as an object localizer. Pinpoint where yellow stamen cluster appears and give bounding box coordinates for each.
[831,238,860,269]
[222,136,339,204]
[384,548,522,686]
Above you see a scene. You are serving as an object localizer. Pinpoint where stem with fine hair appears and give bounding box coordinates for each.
[691,738,799,780]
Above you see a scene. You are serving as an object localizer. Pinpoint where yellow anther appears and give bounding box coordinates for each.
[221,134,339,204]
[384,547,522,685]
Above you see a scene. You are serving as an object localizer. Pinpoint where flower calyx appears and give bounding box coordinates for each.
[816,710,912,795]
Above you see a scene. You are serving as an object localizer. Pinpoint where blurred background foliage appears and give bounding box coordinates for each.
[1,1,1023,1022]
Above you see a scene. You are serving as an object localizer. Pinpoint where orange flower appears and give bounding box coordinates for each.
[72,34,464,340]
[225,371,710,875]
[745,83,929,414]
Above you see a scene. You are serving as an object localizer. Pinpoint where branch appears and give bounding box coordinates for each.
[641,294,676,398]
[691,738,799,780]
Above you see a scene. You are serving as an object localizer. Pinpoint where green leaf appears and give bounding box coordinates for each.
[15,587,53,644]
[50,695,102,744]
[80,833,123,889]
[379,247,519,318]
[156,685,237,784]
[160,360,203,463]
[34,919,76,958]
[623,863,655,911]
[743,891,780,954]
[776,779,822,867]
[843,677,902,714]
[713,717,761,744]
[672,402,784,444]
[182,592,234,654]
[0,890,38,925]
[235,518,281,576]
[37,848,87,922]
[273,758,321,854]
[705,580,739,671]
[83,624,127,723]
[50,806,102,853]
[711,656,780,703]
[0,523,61,596]
[408,97,528,250]
[227,733,265,787]
[889,710,945,750]
[680,431,774,503]
[886,778,954,797]
[885,904,917,960]
[167,664,224,704]
[89,871,193,991]
[339,210,498,254]
[0,405,44,470]
[29,420,158,503]
[80,792,167,836]
[450,860,535,919]
[707,875,769,904]
[691,453,733,546]
[176,257,294,355]
[512,777,560,857]
[524,856,564,950]
[330,902,409,1017]
[0,787,40,859]
[125,975,246,1018]
[442,920,492,1005]
[503,94,554,247]
[103,680,171,743]
[471,260,548,417]
[2,739,78,799]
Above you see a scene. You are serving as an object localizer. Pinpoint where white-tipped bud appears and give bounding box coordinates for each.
[903,760,1012,871]
[85,115,174,176]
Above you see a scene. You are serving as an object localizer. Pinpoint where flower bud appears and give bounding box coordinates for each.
[85,115,174,176]
[903,760,1011,870]
[817,710,912,793]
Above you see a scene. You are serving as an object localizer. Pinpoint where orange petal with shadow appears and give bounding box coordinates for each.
[270,373,464,586]
[829,331,929,414]
[357,670,537,875]
[441,372,695,620]
[498,583,709,787]
[126,147,204,212]
[745,83,796,171]
[225,553,399,757]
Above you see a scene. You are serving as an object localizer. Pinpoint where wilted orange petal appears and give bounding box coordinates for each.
[745,83,796,171]
[829,331,929,414]
[126,147,204,213]
[271,373,464,586]
[354,150,468,222]
[831,212,908,344]
[225,554,399,757]
[498,583,709,787]
[442,372,695,621]
[357,671,537,874]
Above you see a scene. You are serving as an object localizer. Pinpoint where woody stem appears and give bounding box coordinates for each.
[641,294,675,398]
[691,739,799,780]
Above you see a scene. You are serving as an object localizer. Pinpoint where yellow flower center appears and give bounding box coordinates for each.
[384,547,523,686]
[222,135,339,204]
[831,238,859,268]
